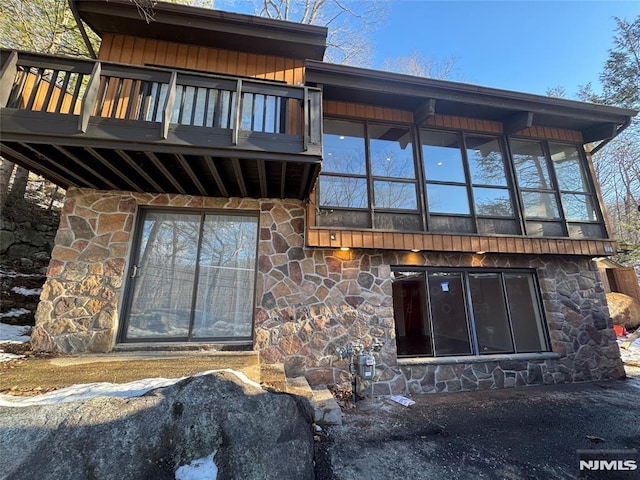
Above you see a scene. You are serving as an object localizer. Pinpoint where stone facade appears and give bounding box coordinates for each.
[33,187,624,394]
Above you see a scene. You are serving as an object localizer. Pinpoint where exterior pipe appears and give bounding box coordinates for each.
[67,0,97,59]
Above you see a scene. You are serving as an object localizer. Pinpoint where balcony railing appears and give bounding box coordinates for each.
[0,50,322,155]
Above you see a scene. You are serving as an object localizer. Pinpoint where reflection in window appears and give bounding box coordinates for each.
[374,181,417,209]
[511,140,552,189]
[392,269,549,358]
[369,125,415,178]
[466,136,508,186]
[422,130,466,182]
[521,192,560,219]
[323,120,366,174]
[550,144,588,192]
[473,187,514,216]
[561,194,597,221]
[427,184,470,214]
[319,176,368,208]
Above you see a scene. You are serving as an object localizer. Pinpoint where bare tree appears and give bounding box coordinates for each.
[382,50,461,80]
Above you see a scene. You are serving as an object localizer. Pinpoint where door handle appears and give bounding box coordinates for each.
[130,265,138,279]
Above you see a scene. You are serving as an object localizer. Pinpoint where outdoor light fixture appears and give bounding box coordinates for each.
[340,247,350,251]
[411,249,420,252]
[476,251,486,255]
[330,233,337,240]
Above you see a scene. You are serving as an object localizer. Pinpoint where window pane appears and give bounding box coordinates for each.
[193,215,257,339]
[504,273,547,353]
[126,212,200,339]
[369,124,416,178]
[549,143,588,192]
[473,187,514,217]
[374,181,417,209]
[319,176,368,208]
[317,209,370,228]
[393,272,432,356]
[510,139,552,189]
[469,273,514,354]
[427,184,470,214]
[466,136,508,186]
[323,119,366,174]
[427,272,472,355]
[429,215,475,233]
[561,193,598,221]
[374,212,422,231]
[521,191,560,218]
[421,130,466,182]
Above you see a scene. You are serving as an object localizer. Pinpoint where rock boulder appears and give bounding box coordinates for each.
[606,292,640,330]
[0,371,314,480]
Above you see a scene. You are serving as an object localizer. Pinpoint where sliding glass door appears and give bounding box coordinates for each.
[121,209,258,342]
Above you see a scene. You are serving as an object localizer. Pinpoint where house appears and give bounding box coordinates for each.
[0,0,637,394]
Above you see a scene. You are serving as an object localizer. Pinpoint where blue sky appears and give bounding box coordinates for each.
[372,1,639,97]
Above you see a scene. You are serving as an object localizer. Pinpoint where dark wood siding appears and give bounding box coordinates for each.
[98,34,305,85]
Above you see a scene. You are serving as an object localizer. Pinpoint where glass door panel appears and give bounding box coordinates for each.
[193,214,258,339]
[125,211,200,340]
[427,272,472,355]
[468,273,514,354]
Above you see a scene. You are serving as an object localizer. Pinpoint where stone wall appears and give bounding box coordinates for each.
[33,187,624,394]
[0,214,58,262]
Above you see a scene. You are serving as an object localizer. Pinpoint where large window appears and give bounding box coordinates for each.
[319,119,420,230]
[319,118,606,239]
[392,268,549,357]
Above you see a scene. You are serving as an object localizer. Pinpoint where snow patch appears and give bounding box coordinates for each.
[619,336,640,364]
[0,369,263,407]
[11,286,42,296]
[0,323,31,344]
[0,267,43,278]
[0,308,31,319]
[175,451,218,480]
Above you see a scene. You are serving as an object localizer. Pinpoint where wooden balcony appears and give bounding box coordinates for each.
[0,50,322,199]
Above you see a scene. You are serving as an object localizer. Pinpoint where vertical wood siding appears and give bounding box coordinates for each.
[97,34,305,85]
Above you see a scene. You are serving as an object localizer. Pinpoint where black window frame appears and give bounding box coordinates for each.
[391,266,551,358]
[318,116,608,239]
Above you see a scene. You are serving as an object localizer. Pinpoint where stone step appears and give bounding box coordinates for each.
[285,376,314,400]
[311,388,343,426]
[260,362,288,390]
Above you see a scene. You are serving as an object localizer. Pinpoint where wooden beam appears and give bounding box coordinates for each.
[175,153,208,196]
[0,50,18,107]
[18,142,98,188]
[231,157,248,197]
[52,145,120,190]
[1,143,71,188]
[582,123,617,143]
[115,149,165,192]
[84,147,143,192]
[413,98,436,125]
[280,162,287,198]
[298,163,310,200]
[144,151,186,194]
[503,111,534,135]
[257,159,268,198]
[79,62,101,133]
[202,155,228,197]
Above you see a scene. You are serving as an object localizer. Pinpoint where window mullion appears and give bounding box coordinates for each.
[462,272,480,355]
[460,134,479,234]
[414,127,429,232]
[500,272,519,354]
[364,120,374,228]
[543,140,569,236]
[504,136,528,236]
[187,211,207,340]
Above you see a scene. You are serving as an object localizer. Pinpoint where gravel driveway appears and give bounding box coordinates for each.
[316,367,640,480]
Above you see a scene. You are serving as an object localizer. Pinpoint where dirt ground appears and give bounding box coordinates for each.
[0,343,261,395]
[315,365,640,480]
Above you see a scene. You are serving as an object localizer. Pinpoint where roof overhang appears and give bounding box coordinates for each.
[70,0,328,61]
[306,60,638,143]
